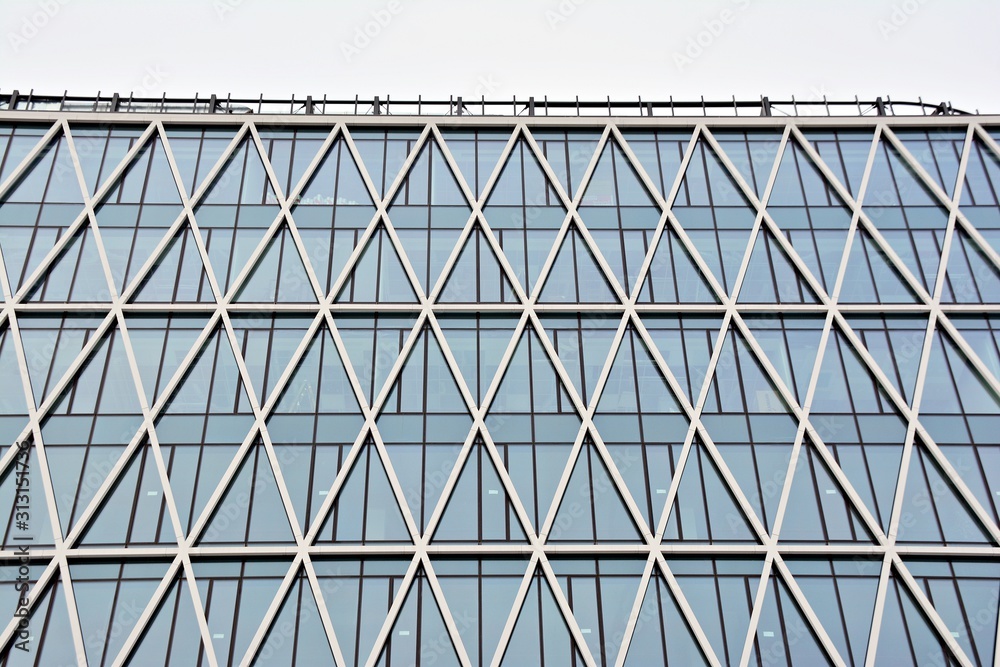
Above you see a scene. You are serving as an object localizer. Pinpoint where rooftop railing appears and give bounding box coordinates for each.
[0,91,979,117]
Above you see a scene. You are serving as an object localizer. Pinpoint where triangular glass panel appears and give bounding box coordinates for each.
[947,315,1000,384]
[893,128,966,200]
[16,312,106,408]
[594,329,691,531]
[288,136,379,296]
[387,136,470,294]
[350,127,423,200]
[624,569,710,667]
[155,326,256,534]
[703,325,795,414]
[864,138,951,291]
[839,228,921,303]
[550,558,646,665]
[486,324,577,416]
[706,410,798,538]
[124,572,207,666]
[875,572,963,666]
[72,560,173,665]
[941,227,1000,303]
[712,130,783,200]
[335,225,419,303]
[685,226,756,299]
[663,443,759,543]
[163,125,241,198]
[0,123,52,183]
[2,575,79,665]
[754,572,835,665]
[312,558,412,667]
[233,223,317,303]
[193,136,282,294]
[665,557,765,666]
[25,223,111,302]
[538,313,622,408]
[256,126,330,198]
[40,325,144,536]
[918,325,1000,526]
[129,220,216,302]
[376,567,463,667]
[227,313,315,408]
[532,129,603,200]
[579,138,662,293]
[811,328,908,532]
[844,315,929,407]
[433,558,530,667]
[0,441,57,548]
[0,323,31,442]
[672,139,759,295]
[637,225,720,303]
[378,327,473,534]
[199,440,296,545]
[959,137,1000,253]
[483,139,567,294]
[801,129,875,200]
[538,226,619,302]
[784,558,881,667]
[500,567,588,667]
[738,228,821,303]
[549,439,644,543]
[812,327,903,417]
[438,225,519,303]
[741,314,825,407]
[159,435,241,536]
[0,120,49,168]
[253,568,336,666]
[485,326,581,532]
[896,438,993,545]
[434,436,528,543]
[267,321,366,533]
[767,137,856,293]
[195,134,279,208]
[619,129,693,200]
[779,438,877,543]
[820,429,906,536]
[78,438,172,547]
[192,559,290,666]
[124,313,212,406]
[595,324,682,414]
[591,328,689,533]
[440,129,512,200]
[0,130,85,293]
[334,313,420,408]
[315,438,412,543]
[904,559,1000,667]
[641,314,726,405]
[436,314,521,408]
[93,134,185,294]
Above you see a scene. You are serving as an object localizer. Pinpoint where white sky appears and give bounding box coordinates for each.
[3,0,999,113]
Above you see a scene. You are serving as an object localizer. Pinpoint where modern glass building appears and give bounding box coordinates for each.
[0,94,998,666]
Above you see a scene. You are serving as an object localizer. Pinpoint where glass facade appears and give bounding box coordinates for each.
[0,114,997,666]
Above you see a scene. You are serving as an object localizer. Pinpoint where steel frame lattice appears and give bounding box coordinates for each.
[0,110,997,667]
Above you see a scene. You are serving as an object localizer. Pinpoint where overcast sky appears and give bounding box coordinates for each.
[3,0,998,113]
